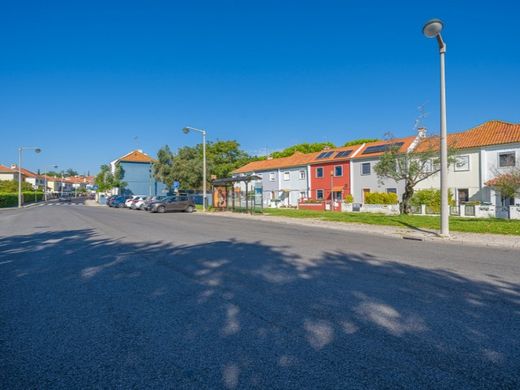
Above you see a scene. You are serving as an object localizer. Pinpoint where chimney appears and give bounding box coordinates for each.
[267,156,273,160]
[10,163,17,169]
[322,146,331,151]
[417,127,427,138]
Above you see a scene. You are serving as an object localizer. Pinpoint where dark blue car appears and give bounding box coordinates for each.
[110,196,130,208]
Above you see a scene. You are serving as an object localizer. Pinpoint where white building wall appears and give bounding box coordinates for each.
[351,157,405,203]
[481,143,520,206]
[415,149,482,204]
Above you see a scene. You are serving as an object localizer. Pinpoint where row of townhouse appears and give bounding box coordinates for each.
[232,120,520,208]
[0,164,94,193]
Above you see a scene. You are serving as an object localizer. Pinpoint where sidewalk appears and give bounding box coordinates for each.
[197,211,520,250]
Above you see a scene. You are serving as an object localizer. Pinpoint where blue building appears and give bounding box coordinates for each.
[110,150,167,196]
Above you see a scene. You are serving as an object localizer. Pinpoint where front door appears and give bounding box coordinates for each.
[363,188,370,202]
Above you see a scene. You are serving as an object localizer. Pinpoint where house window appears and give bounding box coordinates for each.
[424,159,433,172]
[334,165,343,177]
[283,172,290,181]
[299,170,305,180]
[269,172,275,182]
[316,189,324,200]
[386,188,397,194]
[316,167,324,178]
[458,188,469,203]
[454,155,470,171]
[361,163,371,175]
[499,152,515,167]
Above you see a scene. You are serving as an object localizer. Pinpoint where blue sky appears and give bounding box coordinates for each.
[1,0,519,174]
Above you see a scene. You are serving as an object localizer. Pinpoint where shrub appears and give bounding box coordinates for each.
[364,192,398,205]
[410,188,455,212]
[344,194,354,203]
[0,192,44,208]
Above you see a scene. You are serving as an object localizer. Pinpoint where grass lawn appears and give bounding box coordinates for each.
[262,208,520,236]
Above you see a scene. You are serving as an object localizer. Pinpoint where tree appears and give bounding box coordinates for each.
[343,138,380,147]
[153,145,177,190]
[485,168,520,200]
[270,142,336,158]
[94,164,126,192]
[374,136,455,214]
[65,168,78,177]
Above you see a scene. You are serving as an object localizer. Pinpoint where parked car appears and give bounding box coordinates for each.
[124,195,141,208]
[143,195,167,211]
[106,195,119,207]
[111,195,131,208]
[148,196,195,213]
[130,196,148,210]
[59,194,72,203]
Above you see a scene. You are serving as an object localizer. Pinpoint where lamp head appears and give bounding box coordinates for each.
[182,127,190,134]
[423,19,443,38]
[35,148,42,154]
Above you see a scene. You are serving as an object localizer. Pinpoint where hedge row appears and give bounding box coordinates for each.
[365,192,399,205]
[0,192,44,208]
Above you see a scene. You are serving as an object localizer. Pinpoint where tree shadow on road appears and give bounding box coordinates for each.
[1,228,519,389]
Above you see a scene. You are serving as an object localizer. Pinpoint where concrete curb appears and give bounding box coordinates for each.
[195,211,520,250]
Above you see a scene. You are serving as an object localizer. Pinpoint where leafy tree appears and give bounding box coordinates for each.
[153,145,177,190]
[0,180,34,192]
[485,168,520,200]
[65,168,78,177]
[343,138,380,147]
[270,142,336,158]
[45,171,61,177]
[94,164,126,192]
[374,136,456,214]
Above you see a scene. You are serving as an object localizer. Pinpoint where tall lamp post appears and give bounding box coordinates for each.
[423,18,449,237]
[18,147,42,208]
[44,164,58,201]
[182,126,207,211]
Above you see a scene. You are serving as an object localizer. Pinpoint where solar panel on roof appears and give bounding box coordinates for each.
[362,142,404,155]
[316,151,334,159]
[335,150,352,158]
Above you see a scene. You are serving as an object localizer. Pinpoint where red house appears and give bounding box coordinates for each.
[308,145,363,204]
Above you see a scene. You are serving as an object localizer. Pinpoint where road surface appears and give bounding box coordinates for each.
[1,202,519,388]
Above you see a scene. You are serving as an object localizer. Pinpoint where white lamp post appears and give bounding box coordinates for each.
[183,126,207,211]
[18,147,41,208]
[423,18,449,237]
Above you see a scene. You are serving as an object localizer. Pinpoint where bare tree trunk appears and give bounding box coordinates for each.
[400,182,414,215]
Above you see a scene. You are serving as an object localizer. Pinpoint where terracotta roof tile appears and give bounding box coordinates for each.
[416,120,520,152]
[233,152,316,174]
[118,150,156,163]
[0,164,16,173]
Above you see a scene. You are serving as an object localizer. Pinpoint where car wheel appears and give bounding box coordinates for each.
[185,205,194,213]
[157,206,166,213]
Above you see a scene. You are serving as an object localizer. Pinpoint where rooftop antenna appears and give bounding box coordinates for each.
[133,136,140,150]
[414,103,429,131]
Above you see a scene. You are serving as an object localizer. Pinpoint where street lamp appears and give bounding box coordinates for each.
[44,164,58,201]
[423,18,449,237]
[182,126,207,211]
[18,147,41,208]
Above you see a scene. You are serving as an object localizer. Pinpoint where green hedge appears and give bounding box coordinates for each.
[0,192,44,208]
[365,192,399,205]
[410,188,455,213]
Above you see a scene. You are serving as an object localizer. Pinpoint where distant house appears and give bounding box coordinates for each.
[110,150,166,196]
[0,164,22,182]
[415,120,520,207]
[232,152,314,207]
[308,145,364,203]
[351,136,418,203]
[8,165,46,188]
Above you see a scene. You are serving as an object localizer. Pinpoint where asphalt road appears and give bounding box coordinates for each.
[1,202,519,389]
